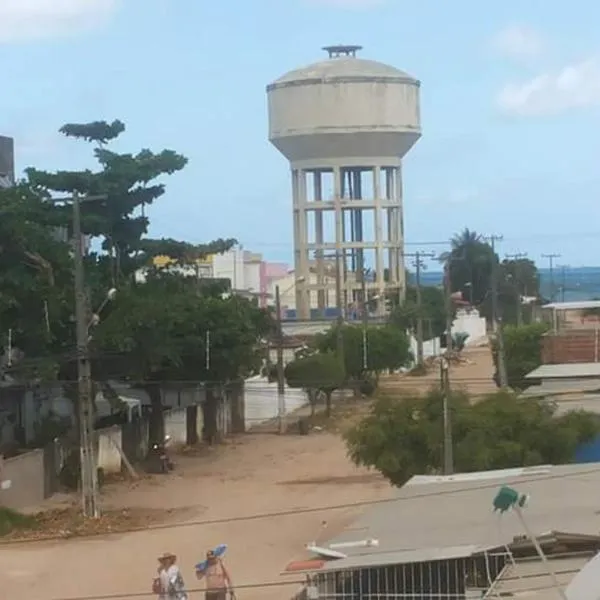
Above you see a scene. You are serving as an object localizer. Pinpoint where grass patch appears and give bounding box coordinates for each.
[0,507,37,537]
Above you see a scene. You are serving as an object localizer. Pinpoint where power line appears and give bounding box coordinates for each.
[2,464,600,547]
[23,576,580,600]
[34,578,309,600]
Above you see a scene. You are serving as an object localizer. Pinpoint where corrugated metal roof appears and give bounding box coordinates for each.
[553,397,600,416]
[320,545,481,572]
[484,555,589,598]
[521,380,600,397]
[526,363,600,379]
[323,464,600,567]
[544,301,600,310]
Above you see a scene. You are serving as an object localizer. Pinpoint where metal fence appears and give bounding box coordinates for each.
[300,554,508,600]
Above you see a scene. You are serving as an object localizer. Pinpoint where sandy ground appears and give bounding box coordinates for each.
[379,343,497,398]
[0,432,390,600]
[0,345,495,600]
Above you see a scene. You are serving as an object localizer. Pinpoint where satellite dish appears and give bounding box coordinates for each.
[564,552,600,600]
[306,545,347,559]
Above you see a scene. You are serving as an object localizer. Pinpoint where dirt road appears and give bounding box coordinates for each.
[379,343,497,398]
[1,432,390,600]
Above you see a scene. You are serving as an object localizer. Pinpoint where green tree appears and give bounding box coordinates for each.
[0,184,74,379]
[314,323,412,383]
[390,284,448,339]
[25,119,188,284]
[284,352,345,417]
[442,228,496,308]
[497,258,540,325]
[93,270,272,443]
[491,322,550,389]
[345,388,600,486]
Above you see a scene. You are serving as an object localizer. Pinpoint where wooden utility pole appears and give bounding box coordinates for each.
[404,251,435,366]
[73,192,107,518]
[506,252,528,326]
[542,253,561,302]
[440,356,453,475]
[275,285,286,434]
[487,235,508,388]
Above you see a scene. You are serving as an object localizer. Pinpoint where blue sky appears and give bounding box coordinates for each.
[1,0,600,270]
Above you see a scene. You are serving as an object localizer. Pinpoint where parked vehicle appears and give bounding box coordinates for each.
[146,435,174,474]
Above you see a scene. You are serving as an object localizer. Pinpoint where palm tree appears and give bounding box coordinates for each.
[441,228,496,308]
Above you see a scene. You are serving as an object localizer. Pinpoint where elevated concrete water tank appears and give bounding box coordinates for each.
[267,46,421,319]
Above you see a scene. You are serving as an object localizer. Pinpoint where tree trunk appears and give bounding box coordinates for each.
[308,388,316,417]
[325,392,332,418]
[202,384,219,445]
[143,382,164,445]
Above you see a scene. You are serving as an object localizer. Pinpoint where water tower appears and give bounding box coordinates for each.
[267,45,421,320]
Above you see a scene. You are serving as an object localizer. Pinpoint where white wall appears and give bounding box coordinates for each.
[97,426,122,474]
[451,309,487,343]
[408,309,487,365]
[164,408,187,445]
[244,376,308,428]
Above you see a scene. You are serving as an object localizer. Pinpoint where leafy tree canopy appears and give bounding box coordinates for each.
[441,229,540,324]
[345,389,600,486]
[442,228,496,307]
[25,119,189,282]
[492,322,550,390]
[93,271,272,440]
[314,323,412,380]
[285,352,345,416]
[390,284,448,339]
[0,184,74,378]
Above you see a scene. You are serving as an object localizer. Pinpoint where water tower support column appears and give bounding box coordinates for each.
[334,166,344,318]
[373,166,386,314]
[292,169,311,319]
[313,171,326,313]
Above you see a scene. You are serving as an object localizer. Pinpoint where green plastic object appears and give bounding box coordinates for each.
[493,486,520,513]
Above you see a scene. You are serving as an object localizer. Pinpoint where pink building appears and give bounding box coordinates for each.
[259,262,290,306]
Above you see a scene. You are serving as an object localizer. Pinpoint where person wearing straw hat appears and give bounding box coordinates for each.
[152,552,188,600]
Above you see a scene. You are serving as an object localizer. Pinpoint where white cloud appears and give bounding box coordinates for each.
[497,57,600,116]
[0,0,117,43]
[303,0,385,8]
[491,24,546,63]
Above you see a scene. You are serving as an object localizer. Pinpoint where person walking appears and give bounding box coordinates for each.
[153,552,188,600]
[196,549,233,600]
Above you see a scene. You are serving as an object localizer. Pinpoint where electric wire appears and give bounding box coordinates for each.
[24,562,586,600]
[2,464,600,546]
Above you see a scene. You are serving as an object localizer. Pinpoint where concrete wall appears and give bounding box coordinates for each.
[542,330,600,364]
[97,427,122,474]
[244,377,308,428]
[164,408,187,445]
[451,309,487,343]
[0,450,45,510]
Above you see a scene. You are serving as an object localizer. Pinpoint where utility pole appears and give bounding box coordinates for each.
[560,265,568,303]
[487,235,508,388]
[404,251,435,366]
[73,192,105,519]
[275,285,286,434]
[441,356,453,475]
[506,252,527,327]
[542,253,561,302]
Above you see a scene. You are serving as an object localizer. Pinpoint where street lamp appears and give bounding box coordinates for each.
[88,288,117,333]
[274,277,305,434]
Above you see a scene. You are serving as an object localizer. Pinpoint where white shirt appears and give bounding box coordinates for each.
[158,564,187,600]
